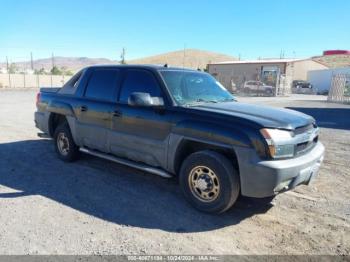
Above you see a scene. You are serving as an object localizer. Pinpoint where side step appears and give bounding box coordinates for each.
[79,147,173,178]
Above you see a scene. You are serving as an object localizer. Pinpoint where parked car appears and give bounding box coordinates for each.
[243,80,274,95]
[35,65,324,213]
[292,80,314,94]
[317,90,329,96]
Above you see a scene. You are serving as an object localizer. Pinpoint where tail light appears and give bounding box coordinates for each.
[36,92,41,107]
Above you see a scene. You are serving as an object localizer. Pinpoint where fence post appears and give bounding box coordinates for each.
[8,73,12,88]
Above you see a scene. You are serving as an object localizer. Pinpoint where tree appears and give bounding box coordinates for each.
[65,70,74,76]
[59,66,74,75]
[35,68,46,75]
[50,66,62,75]
[120,48,126,64]
[8,63,17,74]
[60,66,68,73]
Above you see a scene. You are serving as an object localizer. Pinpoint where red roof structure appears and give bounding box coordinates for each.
[323,50,350,56]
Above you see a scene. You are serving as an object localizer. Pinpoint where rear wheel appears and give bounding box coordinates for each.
[179,150,240,213]
[54,123,80,162]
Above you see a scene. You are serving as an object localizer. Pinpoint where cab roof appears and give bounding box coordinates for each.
[85,64,199,72]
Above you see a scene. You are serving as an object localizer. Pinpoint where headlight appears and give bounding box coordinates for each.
[260,128,295,158]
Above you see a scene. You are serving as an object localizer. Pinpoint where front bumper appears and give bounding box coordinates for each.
[236,142,325,198]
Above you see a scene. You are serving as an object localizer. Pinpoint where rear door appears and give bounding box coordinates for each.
[109,69,172,169]
[75,68,120,152]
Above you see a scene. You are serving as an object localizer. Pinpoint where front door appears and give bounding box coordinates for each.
[109,69,172,169]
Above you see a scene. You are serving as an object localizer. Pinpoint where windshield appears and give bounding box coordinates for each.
[160,70,235,106]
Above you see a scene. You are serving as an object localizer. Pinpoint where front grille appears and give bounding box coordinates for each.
[294,123,315,135]
[295,134,318,155]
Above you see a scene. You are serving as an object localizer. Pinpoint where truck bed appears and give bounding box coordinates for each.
[40,87,61,93]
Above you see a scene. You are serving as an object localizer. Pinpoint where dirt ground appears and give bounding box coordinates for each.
[0,90,349,255]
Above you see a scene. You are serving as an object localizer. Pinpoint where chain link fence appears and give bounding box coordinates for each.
[328,74,350,103]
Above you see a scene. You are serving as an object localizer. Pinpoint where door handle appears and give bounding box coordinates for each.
[80,105,88,112]
[112,110,122,117]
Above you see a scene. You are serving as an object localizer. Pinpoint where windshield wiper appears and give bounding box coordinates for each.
[220,98,237,102]
[184,99,219,107]
[195,98,218,103]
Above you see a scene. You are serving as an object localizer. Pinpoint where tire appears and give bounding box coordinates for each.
[53,123,80,162]
[179,150,240,214]
[265,88,273,96]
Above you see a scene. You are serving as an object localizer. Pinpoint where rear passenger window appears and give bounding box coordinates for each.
[119,70,162,103]
[59,70,83,95]
[85,69,120,101]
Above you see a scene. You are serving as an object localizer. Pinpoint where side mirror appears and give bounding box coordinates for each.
[128,92,164,107]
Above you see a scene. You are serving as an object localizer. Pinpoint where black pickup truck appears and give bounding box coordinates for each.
[35,65,325,213]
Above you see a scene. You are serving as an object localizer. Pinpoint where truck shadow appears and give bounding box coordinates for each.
[0,139,273,233]
[287,106,350,130]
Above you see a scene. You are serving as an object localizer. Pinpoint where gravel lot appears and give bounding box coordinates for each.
[0,89,349,255]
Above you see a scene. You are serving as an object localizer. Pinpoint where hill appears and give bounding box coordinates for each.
[0,57,117,71]
[0,49,236,72]
[3,53,349,73]
[312,55,350,68]
[129,49,237,69]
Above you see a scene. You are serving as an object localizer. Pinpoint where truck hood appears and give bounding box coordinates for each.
[193,102,314,130]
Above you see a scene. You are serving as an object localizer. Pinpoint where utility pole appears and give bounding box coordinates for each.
[6,56,11,88]
[280,50,285,59]
[120,48,126,64]
[279,50,286,59]
[6,56,9,71]
[51,52,55,68]
[30,52,34,70]
[51,53,54,87]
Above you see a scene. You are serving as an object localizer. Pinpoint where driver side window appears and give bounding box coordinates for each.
[119,69,162,103]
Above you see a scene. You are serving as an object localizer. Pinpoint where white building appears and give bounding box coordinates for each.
[307,67,350,94]
[0,68,8,74]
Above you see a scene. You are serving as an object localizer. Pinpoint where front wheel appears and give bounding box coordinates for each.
[54,123,80,162]
[179,150,240,213]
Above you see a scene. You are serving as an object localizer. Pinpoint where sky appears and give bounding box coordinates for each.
[0,0,349,63]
